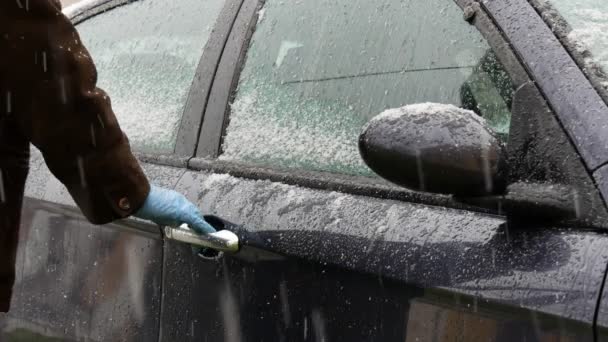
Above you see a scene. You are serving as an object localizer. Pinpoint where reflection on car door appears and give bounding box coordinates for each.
[0,149,171,341]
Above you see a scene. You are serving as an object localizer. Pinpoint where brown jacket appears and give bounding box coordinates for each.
[0,0,150,311]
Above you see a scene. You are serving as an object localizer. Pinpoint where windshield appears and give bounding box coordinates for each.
[543,0,608,85]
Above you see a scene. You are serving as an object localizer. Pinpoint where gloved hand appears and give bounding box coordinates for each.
[134,185,216,234]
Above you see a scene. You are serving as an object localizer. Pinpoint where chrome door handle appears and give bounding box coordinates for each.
[164,224,240,253]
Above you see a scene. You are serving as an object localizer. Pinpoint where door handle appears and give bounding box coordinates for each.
[163,223,240,253]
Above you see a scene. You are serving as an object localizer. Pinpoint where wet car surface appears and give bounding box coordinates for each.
[2,0,608,341]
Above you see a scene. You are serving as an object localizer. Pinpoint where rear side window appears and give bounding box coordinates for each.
[77,0,225,154]
[220,0,515,176]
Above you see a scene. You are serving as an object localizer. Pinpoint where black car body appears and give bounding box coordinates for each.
[2,0,608,341]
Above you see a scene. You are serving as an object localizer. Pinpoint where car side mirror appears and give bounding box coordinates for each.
[359,103,507,197]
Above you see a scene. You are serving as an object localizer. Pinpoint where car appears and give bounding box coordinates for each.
[1,0,608,340]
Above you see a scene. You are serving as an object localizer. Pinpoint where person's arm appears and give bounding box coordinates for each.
[3,1,214,234]
[5,0,149,223]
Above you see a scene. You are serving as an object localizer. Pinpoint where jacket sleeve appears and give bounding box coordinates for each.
[7,0,150,224]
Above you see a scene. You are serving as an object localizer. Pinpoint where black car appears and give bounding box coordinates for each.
[2,0,608,340]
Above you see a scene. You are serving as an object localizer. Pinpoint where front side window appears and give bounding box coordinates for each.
[77,0,225,154]
[220,0,516,177]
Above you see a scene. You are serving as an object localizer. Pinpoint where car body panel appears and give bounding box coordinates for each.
[63,0,131,24]
[161,246,592,342]
[156,170,608,340]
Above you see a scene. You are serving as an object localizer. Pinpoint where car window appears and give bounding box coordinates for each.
[544,0,608,78]
[77,0,225,154]
[219,0,516,177]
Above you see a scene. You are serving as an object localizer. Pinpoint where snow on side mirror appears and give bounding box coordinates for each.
[359,103,508,197]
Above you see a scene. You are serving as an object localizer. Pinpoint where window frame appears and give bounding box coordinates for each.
[481,0,608,212]
[481,0,608,175]
[65,0,243,163]
[190,0,539,214]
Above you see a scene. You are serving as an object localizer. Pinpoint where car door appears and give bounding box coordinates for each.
[159,0,608,341]
[0,0,228,340]
[522,0,608,340]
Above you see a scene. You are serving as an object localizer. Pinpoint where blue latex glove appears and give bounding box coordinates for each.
[134,185,216,234]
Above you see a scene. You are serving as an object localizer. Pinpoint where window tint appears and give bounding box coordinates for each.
[221,0,515,176]
[77,0,225,154]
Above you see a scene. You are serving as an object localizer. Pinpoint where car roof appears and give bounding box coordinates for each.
[63,0,133,22]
